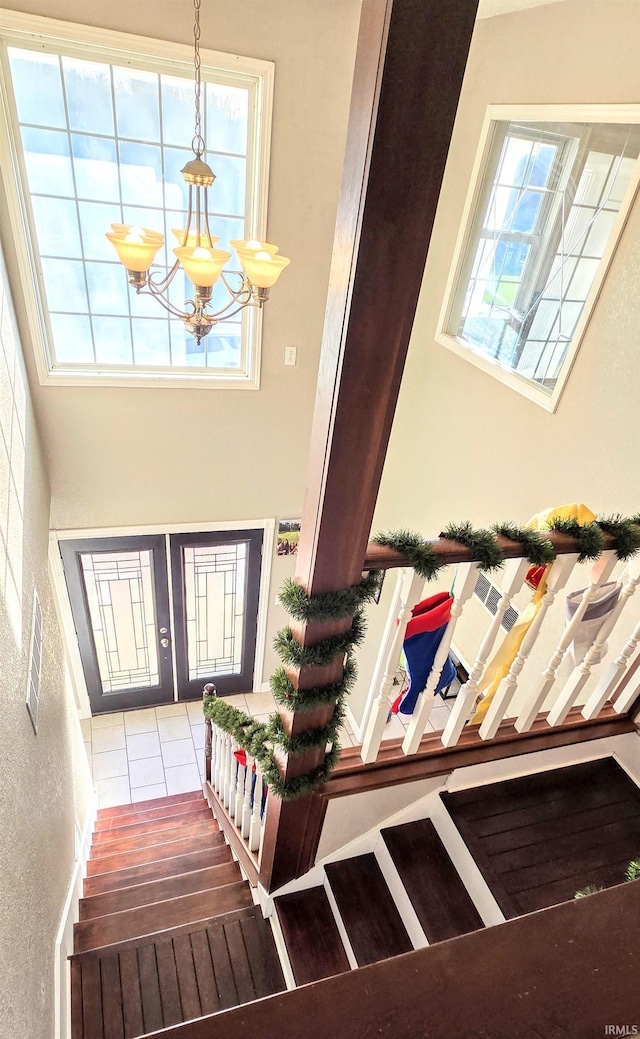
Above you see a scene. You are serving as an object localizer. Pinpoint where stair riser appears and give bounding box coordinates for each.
[87,833,224,877]
[79,862,242,920]
[91,818,216,857]
[74,882,254,953]
[93,804,211,842]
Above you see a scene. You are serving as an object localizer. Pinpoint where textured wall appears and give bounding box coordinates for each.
[0,241,92,1039]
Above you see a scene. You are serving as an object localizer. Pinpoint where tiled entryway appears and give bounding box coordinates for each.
[81,690,450,809]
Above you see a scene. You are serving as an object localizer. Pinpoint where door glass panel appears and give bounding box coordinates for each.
[183,542,247,680]
[80,550,160,692]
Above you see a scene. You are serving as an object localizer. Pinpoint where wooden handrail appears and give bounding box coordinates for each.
[146,879,640,1038]
[362,526,628,572]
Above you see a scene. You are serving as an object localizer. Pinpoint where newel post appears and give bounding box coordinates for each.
[258,0,477,892]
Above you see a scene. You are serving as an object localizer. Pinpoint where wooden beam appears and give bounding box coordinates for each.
[147,879,640,1039]
[260,0,477,893]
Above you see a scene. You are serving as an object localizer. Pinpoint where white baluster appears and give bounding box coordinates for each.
[241,753,254,839]
[443,557,530,748]
[515,551,617,732]
[361,569,424,763]
[480,553,579,740]
[228,738,239,813]
[249,764,264,853]
[222,733,233,807]
[552,559,640,724]
[212,724,223,794]
[583,615,640,718]
[612,654,640,714]
[403,562,479,755]
[234,759,246,826]
[258,787,268,861]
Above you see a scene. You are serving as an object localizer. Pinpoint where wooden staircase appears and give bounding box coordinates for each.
[71,791,286,1038]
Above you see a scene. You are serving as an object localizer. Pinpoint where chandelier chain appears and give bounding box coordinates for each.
[192,0,205,157]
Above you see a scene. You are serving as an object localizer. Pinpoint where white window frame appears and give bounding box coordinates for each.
[436,104,640,413]
[0,9,274,390]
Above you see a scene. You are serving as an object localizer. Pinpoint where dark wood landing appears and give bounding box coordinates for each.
[79,861,242,920]
[325,854,412,966]
[275,886,351,985]
[381,818,484,943]
[442,756,640,917]
[71,907,286,1039]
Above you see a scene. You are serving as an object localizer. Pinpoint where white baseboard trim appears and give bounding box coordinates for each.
[267,901,297,990]
[54,790,98,1039]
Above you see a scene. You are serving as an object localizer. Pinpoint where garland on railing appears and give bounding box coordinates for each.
[204,513,640,802]
[278,571,381,622]
[492,522,556,567]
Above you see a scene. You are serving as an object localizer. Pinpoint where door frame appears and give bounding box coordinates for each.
[49,519,275,719]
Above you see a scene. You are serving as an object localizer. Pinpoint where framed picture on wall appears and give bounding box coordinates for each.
[277,519,301,555]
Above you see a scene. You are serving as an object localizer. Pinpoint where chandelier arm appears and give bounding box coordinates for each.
[135,286,186,319]
[146,259,182,293]
[219,270,251,296]
[206,300,261,322]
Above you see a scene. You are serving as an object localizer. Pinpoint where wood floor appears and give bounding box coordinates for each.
[442,756,640,917]
[71,791,285,1039]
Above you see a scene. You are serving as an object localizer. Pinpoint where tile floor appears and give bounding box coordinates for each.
[81,690,453,809]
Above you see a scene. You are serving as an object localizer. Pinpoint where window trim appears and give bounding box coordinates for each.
[0,8,275,389]
[436,104,640,413]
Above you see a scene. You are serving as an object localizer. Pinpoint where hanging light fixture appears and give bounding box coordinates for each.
[106,0,290,345]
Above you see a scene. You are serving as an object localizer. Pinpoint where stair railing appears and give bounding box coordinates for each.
[358,526,640,765]
[203,690,267,881]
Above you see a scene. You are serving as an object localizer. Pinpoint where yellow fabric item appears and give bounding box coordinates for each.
[471,504,596,724]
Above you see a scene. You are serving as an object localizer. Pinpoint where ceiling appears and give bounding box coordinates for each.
[478,0,567,17]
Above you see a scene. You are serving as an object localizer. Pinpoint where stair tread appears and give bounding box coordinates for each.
[96,790,203,822]
[71,907,286,1036]
[87,831,224,877]
[93,803,211,841]
[84,845,233,896]
[74,881,254,953]
[80,861,242,920]
[91,816,216,856]
[382,818,484,943]
[275,886,351,985]
[325,854,413,965]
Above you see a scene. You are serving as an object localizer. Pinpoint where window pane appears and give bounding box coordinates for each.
[63,57,114,136]
[85,261,130,315]
[9,49,66,128]
[50,313,94,362]
[31,196,82,258]
[205,83,249,156]
[113,67,160,142]
[78,200,121,261]
[93,317,133,365]
[206,154,246,216]
[21,127,74,197]
[118,142,163,207]
[160,75,195,148]
[72,134,119,202]
[41,257,88,312]
[207,324,241,368]
[131,318,171,365]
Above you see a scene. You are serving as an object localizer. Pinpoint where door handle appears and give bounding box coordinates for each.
[160,637,170,648]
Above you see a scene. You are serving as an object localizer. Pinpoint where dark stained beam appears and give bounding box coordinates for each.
[259,0,478,892]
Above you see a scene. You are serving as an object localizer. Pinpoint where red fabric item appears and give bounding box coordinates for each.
[405,591,453,638]
[234,748,247,767]
[526,564,546,589]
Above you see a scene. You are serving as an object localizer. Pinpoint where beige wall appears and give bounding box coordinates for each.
[0,0,361,685]
[0,240,92,1039]
[376,0,640,538]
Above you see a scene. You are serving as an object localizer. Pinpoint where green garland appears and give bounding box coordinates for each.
[270,656,357,712]
[597,515,640,561]
[273,612,366,669]
[492,522,556,567]
[261,743,342,801]
[548,518,605,561]
[441,521,504,572]
[278,572,381,623]
[269,697,345,754]
[373,529,444,580]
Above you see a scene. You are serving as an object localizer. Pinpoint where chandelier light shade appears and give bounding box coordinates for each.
[105,0,290,344]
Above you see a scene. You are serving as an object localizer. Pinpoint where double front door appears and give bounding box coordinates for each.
[60,529,263,715]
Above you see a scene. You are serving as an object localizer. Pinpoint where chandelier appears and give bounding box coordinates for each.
[105,0,289,345]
